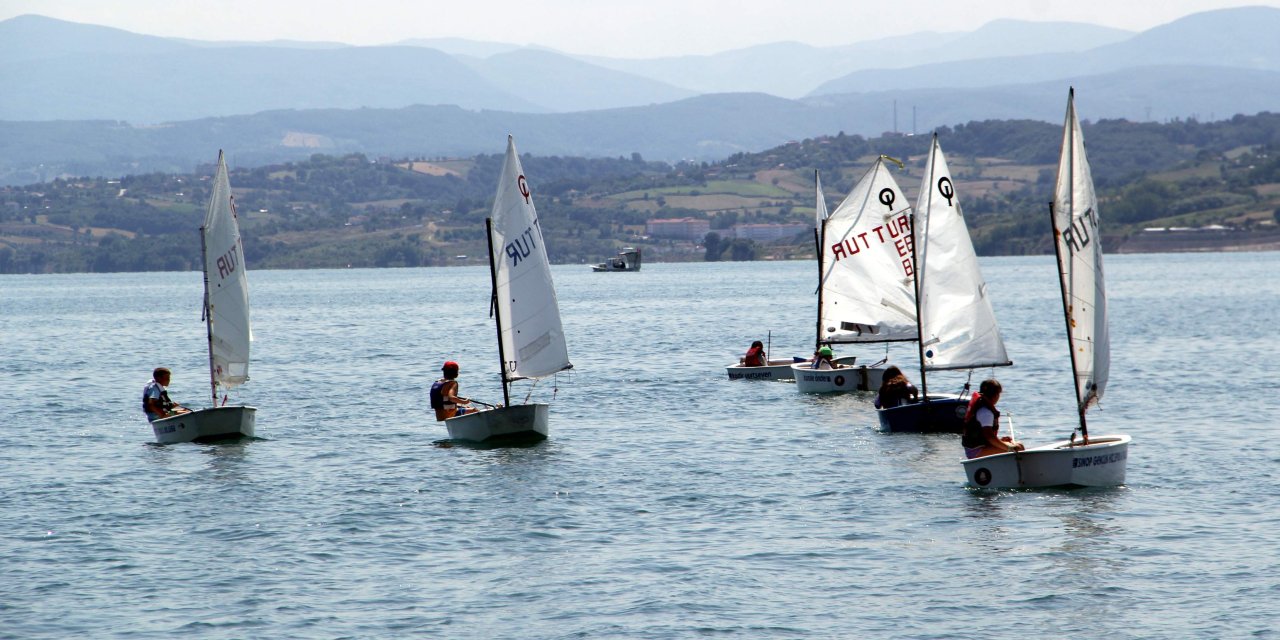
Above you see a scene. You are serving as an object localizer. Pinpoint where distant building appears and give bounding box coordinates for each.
[732,223,809,242]
[646,217,710,240]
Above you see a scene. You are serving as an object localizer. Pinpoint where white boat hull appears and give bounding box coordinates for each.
[445,403,549,443]
[792,362,887,393]
[726,356,856,381]
[962,434,1130,488]
[151,406,256,444]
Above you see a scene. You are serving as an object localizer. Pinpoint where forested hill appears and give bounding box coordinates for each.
[4,113,1280,274]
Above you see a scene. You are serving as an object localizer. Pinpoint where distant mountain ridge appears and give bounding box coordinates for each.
[0,12,1136,121]
[6,63,1280,186]
[811,6,1280,94]
[0,15,689,121]
[577,20,1132,98]
[4,8,1280,184]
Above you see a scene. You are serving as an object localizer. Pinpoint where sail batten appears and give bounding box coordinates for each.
[202,152,251,393]
[488,136,571,382]
[1052,90,1109,415]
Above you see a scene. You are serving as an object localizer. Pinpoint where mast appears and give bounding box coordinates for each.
[200,220,217,406]
[909,143,931,400]
[813,170,825,351]
[485,218,511,407]
[1051,89,1089,441]
[1050,201,1088,441]
[908,219,928,398]
[813,223,825,352]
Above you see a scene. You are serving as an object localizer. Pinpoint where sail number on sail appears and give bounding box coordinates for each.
[216,244,240,280]
[1061,207,1098,255]
[504,223,541,267]
[829,212,914,277]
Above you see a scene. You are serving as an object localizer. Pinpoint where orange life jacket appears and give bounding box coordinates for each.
[961,393,1000,448]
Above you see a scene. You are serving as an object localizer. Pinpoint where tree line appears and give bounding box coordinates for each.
[4,112,1280,273]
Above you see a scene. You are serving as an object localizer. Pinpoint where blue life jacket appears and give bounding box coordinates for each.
[429,379,447,410]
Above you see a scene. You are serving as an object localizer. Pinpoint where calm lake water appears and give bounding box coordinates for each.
[2,253,1278,638]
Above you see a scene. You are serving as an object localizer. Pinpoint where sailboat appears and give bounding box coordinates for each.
[962,89,1130,488]
[878,135,1012,432]
[793,157,915,393]
[444,135,572,443]
[725,172,850,380]
[151,151,256,444]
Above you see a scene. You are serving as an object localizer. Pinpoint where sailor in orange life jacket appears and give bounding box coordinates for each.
[430,361,473,421]
[741,340,767,367]
[960,379,1024,458]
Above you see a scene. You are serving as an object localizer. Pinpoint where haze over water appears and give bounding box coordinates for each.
[2,253,1277,637]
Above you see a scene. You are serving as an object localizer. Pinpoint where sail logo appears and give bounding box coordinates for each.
[1062,207,1098,255]
[829,212,914,277]
[878,188,896,211]
[518,175,531,204]
[216,244,240,279]
[937,177,955,206]
[505,223,540,267]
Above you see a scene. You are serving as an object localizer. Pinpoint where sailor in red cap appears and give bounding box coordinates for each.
[430,360,472,421]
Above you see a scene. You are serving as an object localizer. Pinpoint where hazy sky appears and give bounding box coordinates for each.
[2,0,1276,57]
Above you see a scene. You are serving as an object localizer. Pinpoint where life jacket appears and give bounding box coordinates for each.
[744,346,765,367]
[142,381,174,415]
[961,393,1000,448]
[429,379,448,410]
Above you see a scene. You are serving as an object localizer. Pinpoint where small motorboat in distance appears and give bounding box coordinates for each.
[592,247,641,272]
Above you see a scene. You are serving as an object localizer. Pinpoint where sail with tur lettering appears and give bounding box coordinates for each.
[818,156,917,344]
[201,151,251,391]
[915,135,1010,371]
[488,135,571,381]
[1052,89,1109,413]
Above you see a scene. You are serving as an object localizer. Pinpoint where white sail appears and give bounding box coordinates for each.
[489,136,571,381]
[1052,89,1109,412]
[815,170,829,231]
[916,135,1010,371]
[818,156,917,344]
[201,151,251,391]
